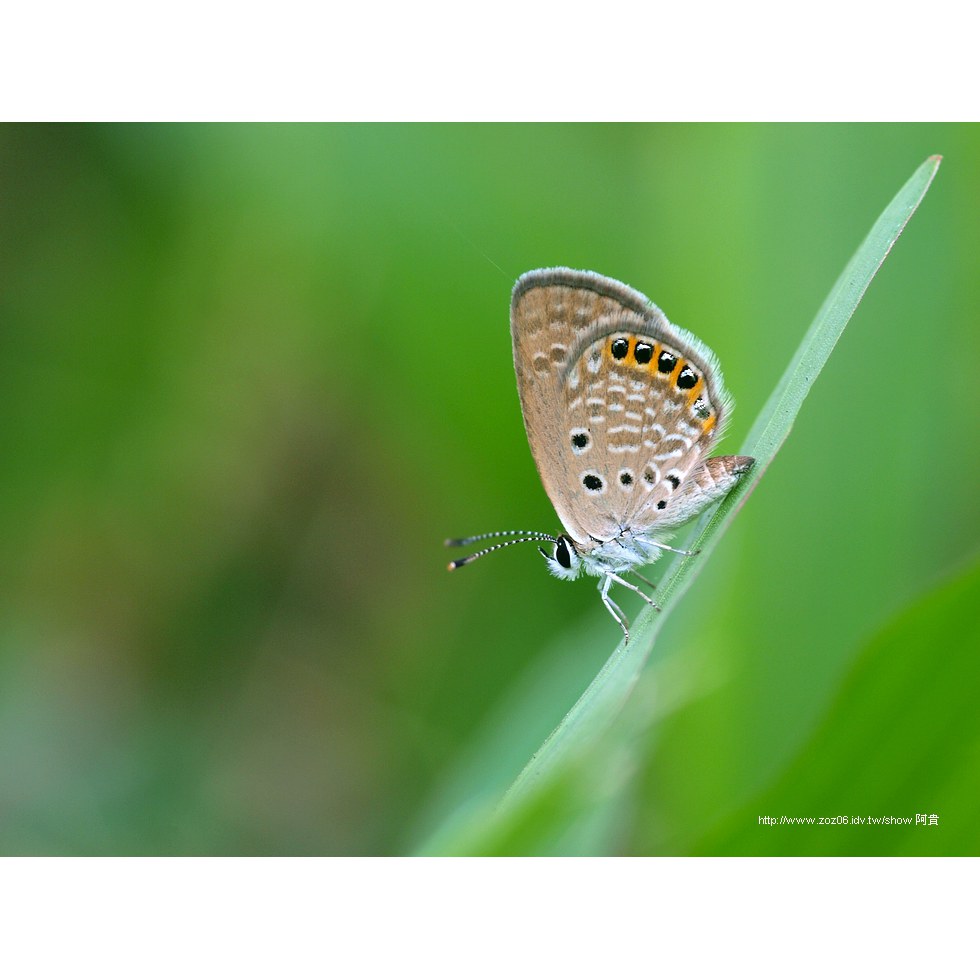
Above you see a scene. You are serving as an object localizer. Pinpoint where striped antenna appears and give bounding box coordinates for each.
[446,532,556,570]
[444,529,555,548]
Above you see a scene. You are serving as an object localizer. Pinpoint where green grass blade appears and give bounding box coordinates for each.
[421,155,942,853]
[740,153,943,479]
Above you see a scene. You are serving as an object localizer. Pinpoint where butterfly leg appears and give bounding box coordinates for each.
[652,541,700,557]
[599,576,631,641]
[631,570,658,591]
[606,572,662,612]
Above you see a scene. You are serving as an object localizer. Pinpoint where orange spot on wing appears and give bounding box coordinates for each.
[650,342,662,372]
[669,358,684,386]
[702,414,716,434]
[685,377,704,405]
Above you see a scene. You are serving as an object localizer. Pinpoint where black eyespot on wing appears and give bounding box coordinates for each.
[677,366,698,389]
[667,474,680,489]
[572,432,589,449]
[656,500,667,510]
[634,341,653,364]
[657,351,677,373]
[611,337,629,359]
[620,471,633,486]
[555,537,572,569]
[583,474,603,491]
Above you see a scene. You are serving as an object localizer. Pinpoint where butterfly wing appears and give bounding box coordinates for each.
[511,268,734,544]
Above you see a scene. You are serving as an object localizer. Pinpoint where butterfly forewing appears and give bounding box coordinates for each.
[511,268,733,543]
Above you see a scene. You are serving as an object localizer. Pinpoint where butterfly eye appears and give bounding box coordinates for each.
[555,536,573,569]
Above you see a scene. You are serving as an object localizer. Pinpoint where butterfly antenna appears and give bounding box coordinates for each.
[444,530,554,548]
[446,534,557,570]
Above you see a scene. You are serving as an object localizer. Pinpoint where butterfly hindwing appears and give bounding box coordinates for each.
[511,268,734,543]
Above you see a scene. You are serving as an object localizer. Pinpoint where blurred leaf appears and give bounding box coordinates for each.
[692,556,980,855]
[419,154,942,855]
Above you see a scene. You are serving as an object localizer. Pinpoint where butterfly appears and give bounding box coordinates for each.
[447,268,753,639]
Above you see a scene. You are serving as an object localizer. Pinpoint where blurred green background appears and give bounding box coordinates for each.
[0,124,976,855]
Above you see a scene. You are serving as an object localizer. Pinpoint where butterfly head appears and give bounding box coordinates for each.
[539,534,582,581]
